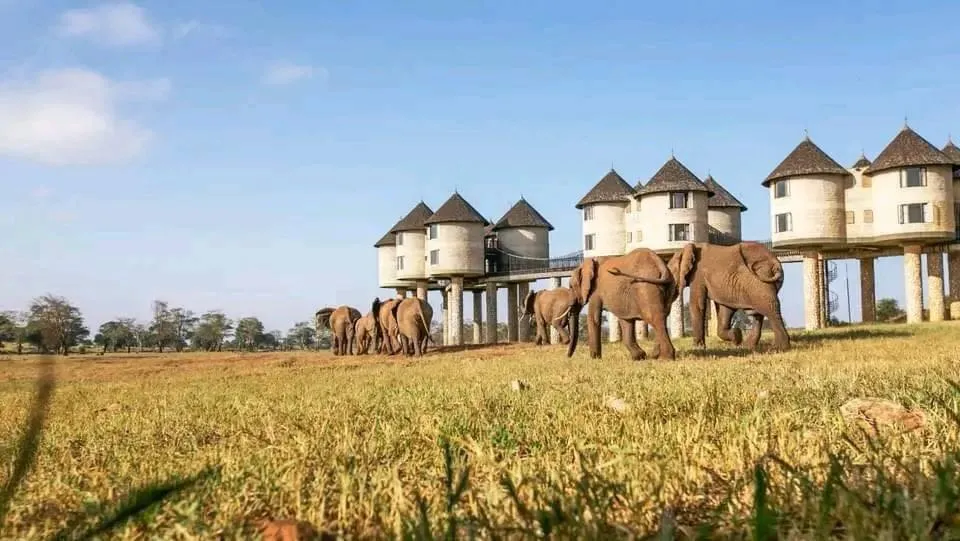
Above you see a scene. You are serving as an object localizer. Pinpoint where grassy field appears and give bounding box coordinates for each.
[3,323,960,539]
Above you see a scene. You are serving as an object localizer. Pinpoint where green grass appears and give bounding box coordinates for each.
[3,323,960,538]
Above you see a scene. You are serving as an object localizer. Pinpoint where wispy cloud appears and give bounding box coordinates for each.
[55,2,160,47]
[0,68,170,166]
[262,61,321,86]
[171,20,229,40]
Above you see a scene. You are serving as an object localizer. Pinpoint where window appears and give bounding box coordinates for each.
[845,211,855,225]
[584,234,596,251]
[864,209,874,223]
[428,224,438,239]
[635,230,643,242]
[396,256,404,270]
[669,191,689,209]
[774,179,789,198]
[898,203,929,224]
[626,231,633,243]
[396,232,404,246]
[862,175,872,188]
[668,224,690,242]
[775,213,792,233]
[429,249,439,265]
[583,207,594,221]
[900,167,926,188]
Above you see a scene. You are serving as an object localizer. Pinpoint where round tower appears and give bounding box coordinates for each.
[844,152,875,243]
[491,197,553,258]
[373,228,406,288]
[625,178,644,251]
[391,201,434,281]
[634,156,713,253]
[424,192,488,277]
[576,169,634,257]
[942,137,960,201]
[864,125,955,244]
[762,135,850,249]
[703,174,747,244]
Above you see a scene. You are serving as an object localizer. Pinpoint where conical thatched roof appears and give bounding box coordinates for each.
[634,157,713,196]
[575,169,634,209]
[762,137,848,186]
[492,197,554,231]
[390,201,434,233]
[864,125,952,175]
[423,192,488,225]
[373,230,396,248]
[703,175,747,211]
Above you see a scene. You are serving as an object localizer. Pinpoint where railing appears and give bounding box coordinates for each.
[485,247,584,277]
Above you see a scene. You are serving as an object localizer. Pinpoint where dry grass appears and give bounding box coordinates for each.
[3,322,960,538]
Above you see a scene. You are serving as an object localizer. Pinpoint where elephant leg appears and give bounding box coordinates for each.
[647,310,676,361]
[689,285,709,349]
[716,304,743,346]
[744,311,764,350]
[586,298,603,359]
[619,318,645,361]
[756,296,791,351]
[332,335,340,355]
[555,319,570,345]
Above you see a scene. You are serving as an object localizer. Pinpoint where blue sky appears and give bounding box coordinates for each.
[2,0,960,334]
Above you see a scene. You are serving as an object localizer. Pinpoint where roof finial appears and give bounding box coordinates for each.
[903,116,909,130]
[803,128,809,141]
[670,148,674,158]
[949,132,953,145]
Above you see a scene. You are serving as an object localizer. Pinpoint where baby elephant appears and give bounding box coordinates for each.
[353,311,378,354]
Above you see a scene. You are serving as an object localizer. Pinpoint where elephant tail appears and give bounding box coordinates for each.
[415,300,437,346]
[607,266,673,285]
[566,301,583,358]
[521,289,537,319]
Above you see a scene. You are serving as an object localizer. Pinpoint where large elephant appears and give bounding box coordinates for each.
[394,297,435,357]
[522,287,576,345]
[567,248,678,361]
[353,311,377,355]
[372,297,403,355]
[666,242,790,351]
[315,305,362,355]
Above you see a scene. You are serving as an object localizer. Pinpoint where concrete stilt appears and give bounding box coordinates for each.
[449,277,464,345]
[817,255,827,327]
[860,257,876,323]
[707,300,719,337]
[607,312,620,342]
[517,282,530,342]
[507,283,519,342]
[549,277,562,344]
[904,245,923,324]
[669,295,683,338]
[415,282,428,300]
[949,251,960,300]
[927,252,945,322]
[802,252,821,330]
[441,289,450,346]
[472,290,483,344]
[485,283,498,344]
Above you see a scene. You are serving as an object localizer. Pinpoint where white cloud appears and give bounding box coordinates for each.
[56,2,160,46]
[262,61,319,86]
[0,68,169,166]
[172,20,229,40]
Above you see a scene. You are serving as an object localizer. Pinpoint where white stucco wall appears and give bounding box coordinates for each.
[640,192,709,251]
[496,227,549,258]
[707,207,742,242]
[394,230,427,280]
[582,202,627,257]
[624,198,644,251]
[377,245,406,288]
[843,167,874,242]
[426,223,485,277]
[869,165,955,242]
[769,175,847,248]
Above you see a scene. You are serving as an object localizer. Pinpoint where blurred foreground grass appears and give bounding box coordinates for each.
[2,322,960,538]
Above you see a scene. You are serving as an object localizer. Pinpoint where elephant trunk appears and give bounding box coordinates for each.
[566,301,583,358]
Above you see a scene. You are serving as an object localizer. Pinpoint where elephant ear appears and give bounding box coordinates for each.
[575,258,598,304]
[677,243,696,290]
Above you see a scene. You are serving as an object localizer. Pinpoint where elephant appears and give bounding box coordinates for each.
[315,305,362,355]
[566,248,678,361]
[372,297,403,355]
[665,242,790,352]
[521,287,576,345]
[353,311,378,355]
[394,296,436,357]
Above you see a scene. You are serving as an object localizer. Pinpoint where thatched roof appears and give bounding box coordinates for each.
[851,153,872,170]
[864,126,953,175]
[575,169,634,209]
[423,192,488,225]
[373,230,396,248]
[390,201,434,233]
[703,175,747,211]
[762,136,848,186]
[634,157,713,196]
[492,197,554,231]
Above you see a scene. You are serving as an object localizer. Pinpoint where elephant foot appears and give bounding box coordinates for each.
[589,350,601,359]
[631,349,647,361]
[692,338,706,349]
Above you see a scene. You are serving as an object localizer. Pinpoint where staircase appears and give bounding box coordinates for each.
[824,260,840,325]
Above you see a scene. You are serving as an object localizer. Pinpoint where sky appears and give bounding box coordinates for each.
[2,0,960,334]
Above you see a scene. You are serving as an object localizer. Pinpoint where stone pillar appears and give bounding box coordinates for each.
[607,312,620,342]
[860,257,876,323]
[904,245,923,324]
[507,283,519,342]
[449,277,464,345]
[927,252,945,322]
[396,288,408,298]
[669,295,683,338]
[517,282,530,342]
[707,301,719,337]
[949,251,960,301]
[441,288,450,346]
[485,283,498,344]
[802,252,821,330]
[472,290,483,343]
[415,282,428,300]
[817,255,827,328]
[549,277,562,344]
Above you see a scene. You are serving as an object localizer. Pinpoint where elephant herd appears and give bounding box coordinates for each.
[316,241,791,361]
[315,296,435,358]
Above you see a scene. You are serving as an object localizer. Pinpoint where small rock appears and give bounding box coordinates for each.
[604,395,630,413]
[840,397,926,433]
[757,390,769,400]
[510,380,526,392]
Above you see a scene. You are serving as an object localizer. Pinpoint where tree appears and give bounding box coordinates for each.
[876,298,904,322]
[168,307,198,352]
[1,311,28,354]
[150,301,176,353]
[27,294,89,355]
[288,321,316,350]
[234,317,265,351]
[191,311,233,352]
[95,320,134,353]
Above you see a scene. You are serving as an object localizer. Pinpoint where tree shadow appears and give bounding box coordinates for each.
[678,326,914,359]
